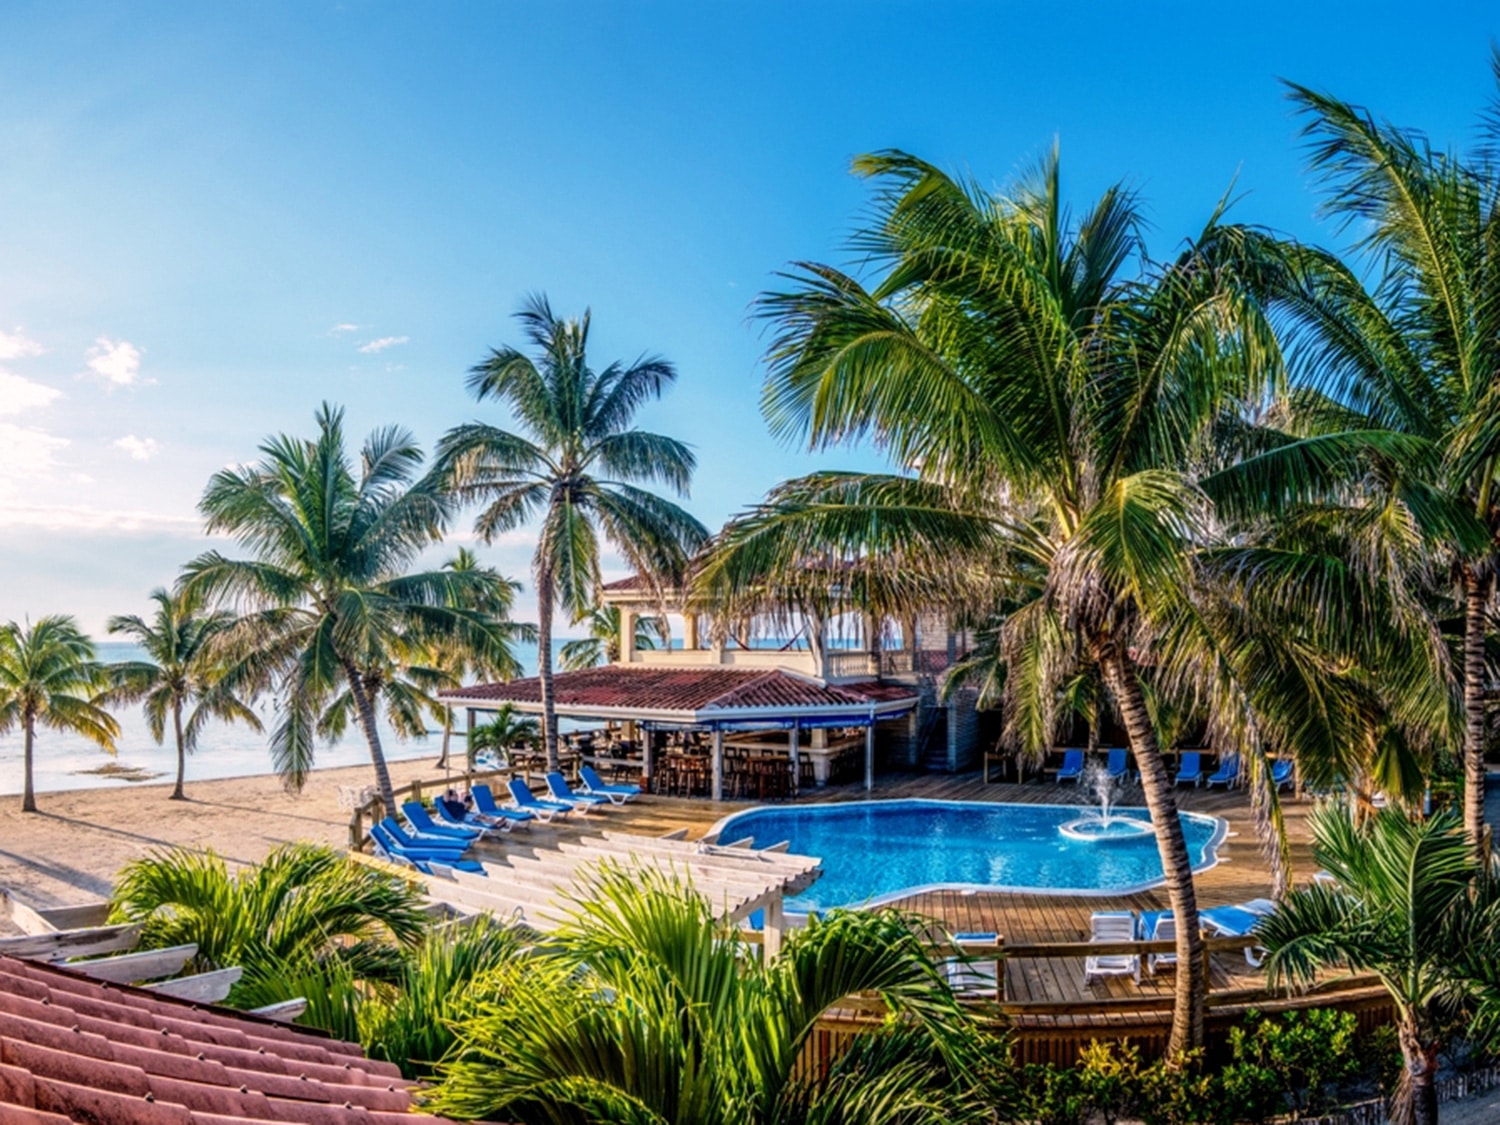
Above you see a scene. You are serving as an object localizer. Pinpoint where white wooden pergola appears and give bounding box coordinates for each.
[419,831,822,956]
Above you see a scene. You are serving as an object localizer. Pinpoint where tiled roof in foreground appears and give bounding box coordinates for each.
[443,665,916,717]
[0,954,451,1124]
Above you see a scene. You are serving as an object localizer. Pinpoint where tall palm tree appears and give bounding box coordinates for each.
[466,703,540,774]
[107,588,262,800]
[0,615,118,813]
[426,867,1012,1124]
[437,296,708,770]
[695,151,1319,1053]
[1258,808,1500,1125]
[182,403,520,814]
[1228,70,1500,856]
[559,602,665,671]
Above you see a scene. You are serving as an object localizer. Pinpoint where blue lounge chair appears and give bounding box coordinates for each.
[434,799,508,837]
[546,771,611,813]
[1139,910,1178,975]
[370,823,484,875]
[1206,754,1240,789]
[379,817,471,856]
[402,801,479,844]
[1055,749,1085,784]
[507,778,574,822]
[1200,899,1275,966]
[1173,752,1204,787]
[1270,759,1295,791]
[470,784,536,827]
[580,764,641,804]
[1105,748,1129,780]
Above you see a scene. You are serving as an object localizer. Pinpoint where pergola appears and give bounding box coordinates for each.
[442,665,918,796]
[417,830,823,955]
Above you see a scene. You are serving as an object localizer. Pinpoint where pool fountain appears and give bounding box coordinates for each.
[1058,761,1153,842]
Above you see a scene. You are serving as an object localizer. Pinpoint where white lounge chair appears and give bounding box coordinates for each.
[1140,910,1177,975]
[1083,911,1140,984]
[943,931,1001,999]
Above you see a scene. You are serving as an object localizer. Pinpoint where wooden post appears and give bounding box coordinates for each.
[763,895,784,960]
[865,715,875,792]
[643,731,655,793]
[712,726,724,802]
[789,723,801,796]
[620,608,637,664]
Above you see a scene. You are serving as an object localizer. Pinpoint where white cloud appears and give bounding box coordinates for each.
[329,323,359,334]
[0,503,200,533]
[0,422,69,501]
[357,335,408,354]
[0,371,61,415]
[113,434,161,461]
[0,328,44,361]
[85,337,143,386]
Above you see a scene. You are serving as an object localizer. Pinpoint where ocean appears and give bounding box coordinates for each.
[0,639,566,796]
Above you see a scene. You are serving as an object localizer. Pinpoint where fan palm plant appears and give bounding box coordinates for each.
[181,403,521,814]
[106,588,262,800]
[110,843,428,1029]
[694,150,1348,1052]
[560,602,665,671]
[1220,70,1500,856]
[466,703,540,772]
[0,615,118,813]
[426,866,1013,1124]
[1257,808,1500,1125]
[436,296,708,770]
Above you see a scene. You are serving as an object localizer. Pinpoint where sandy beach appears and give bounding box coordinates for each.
[0,757,464,911]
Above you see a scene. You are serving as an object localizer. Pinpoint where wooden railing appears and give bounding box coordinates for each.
[348,765,517,849]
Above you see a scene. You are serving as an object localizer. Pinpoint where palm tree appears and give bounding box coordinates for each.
[1257,808,1500,1125]
[437,296,708,770]
[559,602,665,671]
[107,588,262,800]
[695,150,1319,1053]
[1229,71,1500,857]
[110,843,428,1031]
[181,403,521,814]
[426,867,1013,1124]
[466,703,540,774]
[0,615,118,813]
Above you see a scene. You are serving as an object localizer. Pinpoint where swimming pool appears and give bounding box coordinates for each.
[712,799,1227,914]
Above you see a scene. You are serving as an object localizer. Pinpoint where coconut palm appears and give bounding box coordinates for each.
[559,603,665,671]
[181,404,521,814]
[1223,71,1500,856]
[437,296,708,770]
[106,588,263,801]
[426,866,1012,1124]
[466,703,540,771]
[0,615,118,813]
[1258,808,1500,1125]
[695,150,1326,1053]
[110,843,428,1030]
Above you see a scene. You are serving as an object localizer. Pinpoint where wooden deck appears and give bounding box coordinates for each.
[496,769,1319,1009]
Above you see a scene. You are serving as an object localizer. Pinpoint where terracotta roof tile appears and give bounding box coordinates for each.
[0,956,452,1124]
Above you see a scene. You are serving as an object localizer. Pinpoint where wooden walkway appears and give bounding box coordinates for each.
[473,769,1321,1009]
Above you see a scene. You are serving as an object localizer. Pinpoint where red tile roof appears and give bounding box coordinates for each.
[443,666,916,717]
[0,955,452,1124]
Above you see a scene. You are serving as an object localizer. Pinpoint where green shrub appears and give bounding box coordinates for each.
[1076,1040,1144,1125]
[1017,1062,1087,1125]
[1136,1051,1220,1125]
[1226,1007,1359,1116]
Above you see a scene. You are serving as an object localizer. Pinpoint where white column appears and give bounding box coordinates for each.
[685,613,700,651]
[763,896,784,960]
[620,608,637,663]
[865,715,875,792]
[789,723,800,796]
[711,726,724,802]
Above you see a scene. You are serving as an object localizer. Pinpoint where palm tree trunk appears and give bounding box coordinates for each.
[344,663,398,815]
[536,562,560,772]
[1096,639,1206,1055]
[1462,567,1489,861]
[20,712,36,814]
[437,705,452,770]
[170,700,187,800]
[1397,1020,1440,1125]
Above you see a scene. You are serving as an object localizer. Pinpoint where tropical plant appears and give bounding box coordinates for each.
[1224,68,1500,856]
[1257,807,1500,1125]
[0,615,118,813]
[695,149,1313,1052]
[560,602,665,671]
[436,295,708,770]
[109,843,428,1029]
[466,703,540,771]
[106,588,262,800]
[427,867,1014,1124]
[181,403,521,813]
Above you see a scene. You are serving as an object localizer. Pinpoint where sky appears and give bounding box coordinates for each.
[1,0,1497,636]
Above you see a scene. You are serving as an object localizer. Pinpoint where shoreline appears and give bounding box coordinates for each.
[0,754,470,914]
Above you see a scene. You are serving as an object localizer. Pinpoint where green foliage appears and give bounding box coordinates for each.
[560,603,665,670]
[1225,1007,1358,1116]
[425,866,1014,1124]
[467,703,540,766]
[1134,1052,1218,1125]
[1016,1063,1088,1125]
[1076,1040,1142,1125]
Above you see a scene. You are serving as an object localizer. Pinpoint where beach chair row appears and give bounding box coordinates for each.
[1051,748,1294,791]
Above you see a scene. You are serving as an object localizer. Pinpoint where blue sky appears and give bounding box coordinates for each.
[1,1,1496,634]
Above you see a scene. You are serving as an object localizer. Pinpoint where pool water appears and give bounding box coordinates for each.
[714,799,1226,913]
